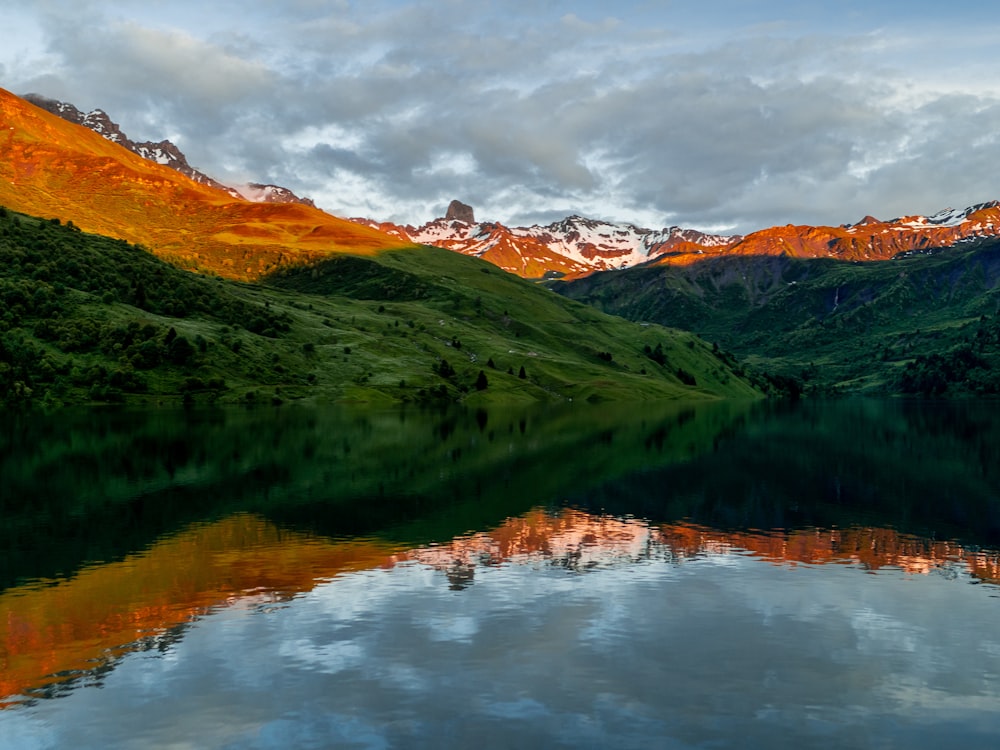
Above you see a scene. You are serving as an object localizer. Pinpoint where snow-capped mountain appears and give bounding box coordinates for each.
[353,209,739,278]
[712,201,1000,264]
[355,200,1000,279]
[21,94,314,207]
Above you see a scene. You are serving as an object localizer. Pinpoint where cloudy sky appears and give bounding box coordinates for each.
[3,0,1000,233]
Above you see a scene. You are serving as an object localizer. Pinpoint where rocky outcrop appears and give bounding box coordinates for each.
[445,199,475,223]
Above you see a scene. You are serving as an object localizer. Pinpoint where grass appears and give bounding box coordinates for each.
[0,206,764,408]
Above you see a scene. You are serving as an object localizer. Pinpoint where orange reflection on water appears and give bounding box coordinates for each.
[657,521,993,578]
[402,508,658,573]
[402,510,1000,583]
[0,514,405,706]
[3,508,999,706]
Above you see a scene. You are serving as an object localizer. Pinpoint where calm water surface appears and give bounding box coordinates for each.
[2,399,1000,748]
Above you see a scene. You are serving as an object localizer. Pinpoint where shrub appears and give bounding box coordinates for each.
[676,368,697,386]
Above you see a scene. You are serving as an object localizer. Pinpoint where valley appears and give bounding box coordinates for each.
[5,5,1000,747]
[556,239,1000,395]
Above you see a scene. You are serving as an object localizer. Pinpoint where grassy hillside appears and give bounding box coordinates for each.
[0,205,763,408]
[556,239,1000,395]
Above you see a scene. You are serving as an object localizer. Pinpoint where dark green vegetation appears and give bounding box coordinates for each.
[0,205,761,407]
[556,239,1000,395]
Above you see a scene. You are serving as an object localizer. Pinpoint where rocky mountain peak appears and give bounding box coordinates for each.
[854,215,882,227]
[22,93,85,124]
[445,200,475,223]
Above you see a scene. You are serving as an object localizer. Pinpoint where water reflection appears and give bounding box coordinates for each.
[4,505,1000,710]
[0,514,407,706]
[0,400,750,591]
[3,399,1000,747]
[4,508,1000,749]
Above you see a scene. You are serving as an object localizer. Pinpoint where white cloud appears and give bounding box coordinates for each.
[4,1,1000,232]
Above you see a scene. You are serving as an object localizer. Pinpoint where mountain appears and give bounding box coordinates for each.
[0,88,412,280]
[26,93,1000,283]
[556,236,1000,395]
[354,200,1000,280]
[241,182,316,207]
[352,209,737,279]
[21,93,316,207]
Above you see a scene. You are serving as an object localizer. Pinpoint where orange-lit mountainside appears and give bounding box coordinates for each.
[21,93,317,207]
[3,509,998,706]
[354,198,1000,279]
[0,88,414,280]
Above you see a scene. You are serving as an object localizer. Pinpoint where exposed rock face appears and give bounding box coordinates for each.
[445,200,475,223]
[350,213,738,279]
[714,202,1000,263]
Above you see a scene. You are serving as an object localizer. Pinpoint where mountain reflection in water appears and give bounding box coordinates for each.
[2,399,1000,748]
[3,508,999,708]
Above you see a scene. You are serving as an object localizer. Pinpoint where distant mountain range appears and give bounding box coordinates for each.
[557,234,1000,395]
[356,200,1000,279]
[352,199,735,278]
[27,92,1000,281]
[5,85,1000,398]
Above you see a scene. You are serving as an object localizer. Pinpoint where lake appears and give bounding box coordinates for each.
[2,399,1000,748]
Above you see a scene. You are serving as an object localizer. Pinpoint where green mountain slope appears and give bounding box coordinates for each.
[0,205,762,408]
[555,239,1000,395]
